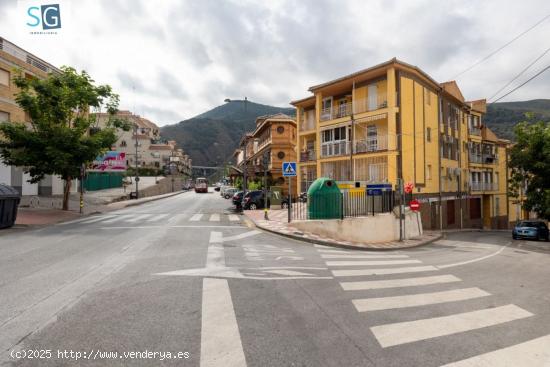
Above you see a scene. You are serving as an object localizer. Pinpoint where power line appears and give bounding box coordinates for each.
[451,13,550,79]
[488,45,550,101]
[491,63,550,103]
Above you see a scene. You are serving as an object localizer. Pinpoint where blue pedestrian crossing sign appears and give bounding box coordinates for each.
[282,162,297,177]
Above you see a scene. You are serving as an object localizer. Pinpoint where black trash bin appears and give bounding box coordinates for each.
[0,185,21,229]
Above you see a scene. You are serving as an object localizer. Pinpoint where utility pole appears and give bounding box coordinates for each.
[241,141,247,209]
[134,123,139,199]
[263,152,269,220]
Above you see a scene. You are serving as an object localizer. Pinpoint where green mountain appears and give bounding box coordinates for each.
[161,100,294,167]
[485,99,550,140]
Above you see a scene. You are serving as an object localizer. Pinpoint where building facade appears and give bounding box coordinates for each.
[0,37,69,196]
[95,111,192,176]
[233,114,297,195]
[292,58,509,230]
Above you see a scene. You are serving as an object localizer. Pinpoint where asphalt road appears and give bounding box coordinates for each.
[1,190,549,366]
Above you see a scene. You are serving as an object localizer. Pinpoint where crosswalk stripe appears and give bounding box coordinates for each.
[125,214,153,223]
[146,214,169,222]
[326,259,421,267]
[340,274,461,291]
[189,214,203,221]
[441,334,550,366]
[314,244,332,248]
[210,214,220,222]
[333,266,438,277]
[370,304,533,348]
[81,215,116,224]
[321,254,409,259]
[228,215,240,222]
[317,249,354,254]
[353,287,490,312]
[101,215,131,224]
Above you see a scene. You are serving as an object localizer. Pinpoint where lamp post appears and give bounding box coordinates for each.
[263,152,269,220]
[134,123,139,199]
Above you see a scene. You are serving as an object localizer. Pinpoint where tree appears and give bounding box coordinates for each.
[0,66,129,210]
[509,120,550,220]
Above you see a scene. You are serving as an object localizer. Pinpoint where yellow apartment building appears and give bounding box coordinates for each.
[0,37,71,196]
[291,58,509,230]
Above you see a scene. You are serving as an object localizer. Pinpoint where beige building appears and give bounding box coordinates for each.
[94,111,192,176]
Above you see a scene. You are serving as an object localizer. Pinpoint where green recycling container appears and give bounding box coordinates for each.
[307,178,342,219]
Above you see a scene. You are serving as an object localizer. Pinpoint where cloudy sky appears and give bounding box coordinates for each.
[1,0,550,125]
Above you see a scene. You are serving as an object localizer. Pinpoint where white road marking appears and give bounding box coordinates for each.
[221,230,261,242]
[189,214,203,221]
[314,244,332,248]
[263,269,315,276]
[440,334,550,366]
[257,267,328,270]
[228,215,240,222]
[326,259,422,267]
[340,274,461,291]
[353,287,490,312]
[437,243,509,269]
[79,215,116,224]
[125,214,152,223]
[207,232,225,267]
[333,266,439,277]
[100,225,239,229]
[321,254,409,259]
[371,304,533,348]
[200,278,247,367]
[210,214,220,222]
[317,249,354,254]
[101,215,131,223]
[146,213,169,222]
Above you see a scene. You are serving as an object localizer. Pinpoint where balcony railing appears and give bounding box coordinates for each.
[0,38,59,74]
[354,135,388,153]
[319,95,388,122]
[469,153,483,164]
[482,154,498,164]
[321,141,350,158]
[300,149,316,162]
[469,126,481,136]
[470,182,498,191]
[300,112,316,131]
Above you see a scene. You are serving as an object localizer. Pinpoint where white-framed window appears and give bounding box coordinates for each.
[0,111,9,123]
[368,83,378,110]
[367,124,378,150]
[0,68,9,87]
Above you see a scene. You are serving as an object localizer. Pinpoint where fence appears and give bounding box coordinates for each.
[290,190,395,221]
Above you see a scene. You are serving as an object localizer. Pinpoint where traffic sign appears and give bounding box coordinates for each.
[409,199,420,211]
[366,183,392,196]
[282,162,297,177]
[404,182,414,194]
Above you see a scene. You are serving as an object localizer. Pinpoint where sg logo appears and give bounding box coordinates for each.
[27,4,61,30]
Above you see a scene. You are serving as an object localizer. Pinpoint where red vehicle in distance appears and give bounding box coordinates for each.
[195,177,208,193]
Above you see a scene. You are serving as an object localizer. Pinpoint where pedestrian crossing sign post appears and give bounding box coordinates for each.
[282,162,297,223]
[282,162,297,177]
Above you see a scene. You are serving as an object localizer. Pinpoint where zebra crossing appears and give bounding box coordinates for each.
[314,244,549,365]
[74,213,243,226]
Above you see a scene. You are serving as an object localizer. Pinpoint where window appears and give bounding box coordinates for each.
[427,164,432,180]
[0,111,9,123]
[367,125,378,150]
[277,151,285,159]
[276,126,284,134]
[120,140,127,147]
[426,127,431,142]
[0,69,9,87]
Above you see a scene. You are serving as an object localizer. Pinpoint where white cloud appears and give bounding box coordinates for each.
[1,0,550,125]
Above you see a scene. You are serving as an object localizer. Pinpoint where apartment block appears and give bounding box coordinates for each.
[95,110,192,176]
[291,58,509,230]
[0,37,69,196]
[233,113,297,194]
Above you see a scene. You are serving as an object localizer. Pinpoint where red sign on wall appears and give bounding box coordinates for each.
[409,199,420,211]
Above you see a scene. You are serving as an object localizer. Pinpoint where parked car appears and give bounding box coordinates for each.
[243,190,269,210]
[214,186,221,192]
[223,187,238,199]
[220,186,236,197]
[512,220,549,241]
[232,191,245,208]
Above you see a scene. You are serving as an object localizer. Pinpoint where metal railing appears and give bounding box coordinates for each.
[320,141,350,157]
[470,182,498,191]
[0,38,58,74]
[469,153,483,164]
[482,154,498,164]
[291,190,396,221]
[319,95,388,122]
[299,149,316,162]
[300,111,316,131]
[469,126,481,136]
[354,135,388,153]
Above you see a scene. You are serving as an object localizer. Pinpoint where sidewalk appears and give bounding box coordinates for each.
[14,190,187,227]
[243,209,442,250]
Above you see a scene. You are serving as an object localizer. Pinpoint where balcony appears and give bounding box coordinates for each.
[470,182,498,192]
[469,153,483,164]
[469,126,481,136]
[319,94,388,122]
[321,141,350,158]
[482,154,498,165]
[300,111,316,132]
[354,135,388,154]
[300,149,316,162]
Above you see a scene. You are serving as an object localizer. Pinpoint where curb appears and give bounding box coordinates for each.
[114,190,187,209]
[247,217,443,252]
